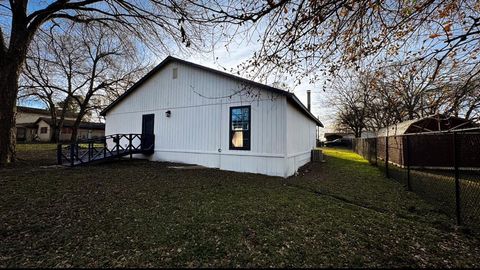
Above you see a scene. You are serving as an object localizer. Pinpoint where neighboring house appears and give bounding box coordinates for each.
[34,117,105,142]
[16,106,105,142]
[101,56,323,177]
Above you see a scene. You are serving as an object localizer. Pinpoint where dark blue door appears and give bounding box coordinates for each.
[142,114,155,152]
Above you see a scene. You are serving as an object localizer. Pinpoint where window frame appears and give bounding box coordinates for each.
[229,105,251,151]
[17,127,26,139]
[40,127,48,134]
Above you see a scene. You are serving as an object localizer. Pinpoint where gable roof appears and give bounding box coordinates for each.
[17,106,51,116]
[36,117,105,130]
[100,56,323,127]
[17,105,77,118]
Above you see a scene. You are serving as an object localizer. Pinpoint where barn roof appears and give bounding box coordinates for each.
[100,56,323,127]
[376,114,477,136]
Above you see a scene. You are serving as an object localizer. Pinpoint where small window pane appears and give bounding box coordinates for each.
[232,131,243,147]
[173,68,178,79]
[17,128,26,139]
[231,107,249,130]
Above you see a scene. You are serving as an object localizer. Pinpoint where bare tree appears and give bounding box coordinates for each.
[190,0,480,133]
[67,25,148,141]
[3,1,479,164]
[20,23,148,142]
[224,1,480,84]
[329,71,372,137]
[444,65,480,122]
[20,30,82,142]
[0,0,239,165]
[330,58,480,133]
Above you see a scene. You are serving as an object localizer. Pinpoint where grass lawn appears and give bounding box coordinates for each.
[1,147,479,267]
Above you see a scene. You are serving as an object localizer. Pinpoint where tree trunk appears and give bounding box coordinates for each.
[0,64,21,165]
[0,0,44,165]
[52,126,61,143]
[70,109,86,143]
[70,124,79,142]
[49,103,59,143]
[70,93,94,142]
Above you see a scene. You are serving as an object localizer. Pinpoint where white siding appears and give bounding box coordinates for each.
[285,101,317,176]
[106,62,289,176]
[36,120,51,142]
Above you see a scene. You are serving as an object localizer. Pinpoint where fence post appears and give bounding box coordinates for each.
[70,143,75,166]
[57,144,62,165]
[453,131,462,225]
[129,134,133,159]
[88,142,91,162]
[406,135,411,191]
[103,138,107,158]
[385,136,389,178]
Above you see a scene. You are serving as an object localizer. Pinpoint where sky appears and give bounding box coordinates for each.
[7,1,337,138]
[181,38,337,136]
[17,25,337,138]
[6,0,480,139]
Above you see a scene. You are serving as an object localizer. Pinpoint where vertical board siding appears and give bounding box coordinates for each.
[106,61,292,176]
[285,101,317,176]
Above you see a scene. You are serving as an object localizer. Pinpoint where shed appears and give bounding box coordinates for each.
[101,56,323,177]
[377,114,476,137]
[374,114,478,169]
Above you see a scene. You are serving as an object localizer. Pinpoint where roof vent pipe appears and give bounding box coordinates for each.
[307,90,311,112]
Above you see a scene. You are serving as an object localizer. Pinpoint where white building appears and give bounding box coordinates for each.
[101,57,323,177]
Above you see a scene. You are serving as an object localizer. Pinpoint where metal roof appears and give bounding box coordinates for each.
[100,56,323,127]
[376,114,476,137]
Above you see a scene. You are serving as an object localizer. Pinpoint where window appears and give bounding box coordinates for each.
[172,68,178,79]
[61,127,72,134]
[229,106,250,150]
[16,127,26,140]
[40,127,48,134]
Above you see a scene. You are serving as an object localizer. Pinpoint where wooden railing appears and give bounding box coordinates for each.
[57,133,155,166]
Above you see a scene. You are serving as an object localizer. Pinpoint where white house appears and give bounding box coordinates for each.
[101,57,323,177]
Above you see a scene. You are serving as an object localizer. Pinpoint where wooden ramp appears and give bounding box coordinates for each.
[57,134,154,166]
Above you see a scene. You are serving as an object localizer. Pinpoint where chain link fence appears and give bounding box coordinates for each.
[353,128,480,230]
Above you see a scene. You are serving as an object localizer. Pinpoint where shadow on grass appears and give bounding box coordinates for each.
[290,148,456,229]
[1,147,480,267]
